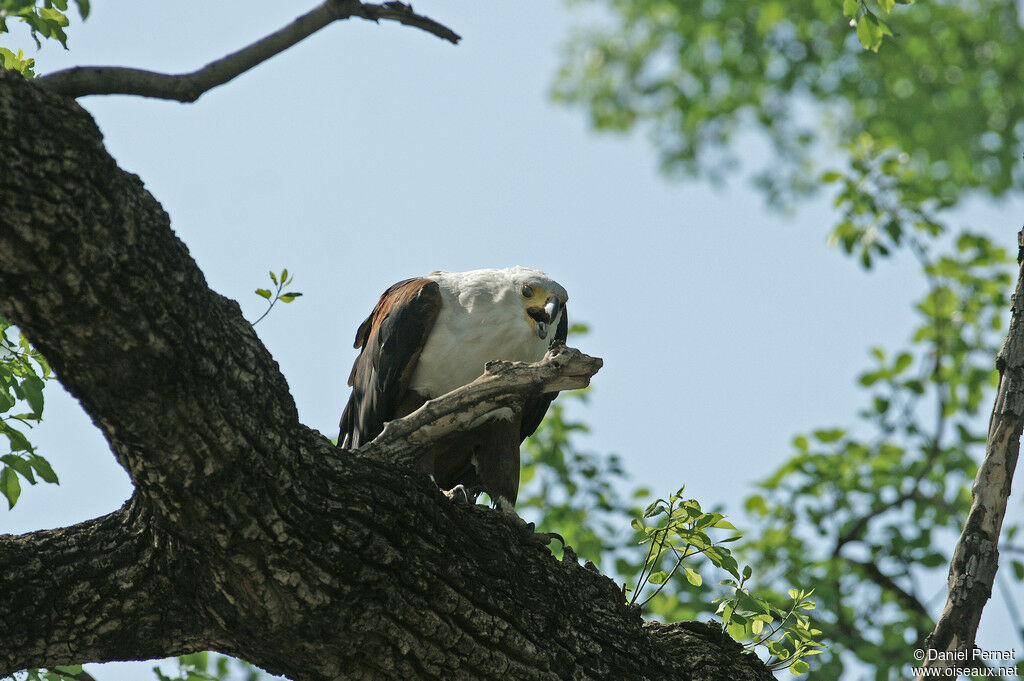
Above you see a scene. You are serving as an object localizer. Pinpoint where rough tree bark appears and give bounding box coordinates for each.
[0,71,772,681]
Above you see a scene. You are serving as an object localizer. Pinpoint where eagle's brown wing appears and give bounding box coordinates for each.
[339,278,442,448]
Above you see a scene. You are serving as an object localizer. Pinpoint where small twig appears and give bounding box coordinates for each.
[631,529,662,608]
[251,292,282,327]
[36,0,459,101]
[636,526,671,606]
[639,541,693,608]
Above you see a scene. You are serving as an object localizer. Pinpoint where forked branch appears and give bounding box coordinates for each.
[36,0,459,101]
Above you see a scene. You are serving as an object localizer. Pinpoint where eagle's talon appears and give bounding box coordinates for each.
[529,531,565,547]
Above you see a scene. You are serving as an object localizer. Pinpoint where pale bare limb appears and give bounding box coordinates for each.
[36,0,459,101]
[367,342,603,465]
[916,229,1024,678]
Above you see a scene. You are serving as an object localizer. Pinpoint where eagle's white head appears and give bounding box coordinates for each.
[427,266,568,340]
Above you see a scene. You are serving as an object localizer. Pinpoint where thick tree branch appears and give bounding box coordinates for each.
[35,0,459,101]
[917,229,1024,678]
[0,71,771,681]
[0,497,206,675]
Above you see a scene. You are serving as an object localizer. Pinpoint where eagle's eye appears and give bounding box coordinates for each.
[521,285,534,298]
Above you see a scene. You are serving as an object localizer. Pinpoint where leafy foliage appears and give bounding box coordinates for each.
[0,0,89,68]
[628,488,824,673]
[737,148,1013,677]
[0,314,57,509]
[843,0,905,53]
[716,580,822,674]
[555,0,1024,205]
[0,46,35,77]
[627,487,740,608]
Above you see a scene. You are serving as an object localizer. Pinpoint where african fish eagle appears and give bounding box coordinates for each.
[339,266,569,511]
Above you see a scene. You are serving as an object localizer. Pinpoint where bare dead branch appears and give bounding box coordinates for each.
[916,229,1024,679]
[367,342,603,465]
[35,0,459,101]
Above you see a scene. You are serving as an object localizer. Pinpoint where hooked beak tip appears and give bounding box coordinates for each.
[543,296,561,325]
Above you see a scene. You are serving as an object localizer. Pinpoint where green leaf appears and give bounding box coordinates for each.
[2,454,36,484]
[878,0,895,14]
[1,466,21,508]
[28,454,58,484]
[856,13,883,52]
[643,501,664,518]
[279,292,303,303]
[789,659,810,675]
[894,352,913,373]
[813,428,845,443]
[255,289,272,300]
[1013,560,1024,582]
[0,387,14,414]
[648,570,670,585]
[53,667,83,675]
[842,0,860,17]
[683,567,703,586]
[4,425,32,452]
[22,375,44,417]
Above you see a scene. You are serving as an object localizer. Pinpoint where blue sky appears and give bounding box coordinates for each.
[4,1,1024,678]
